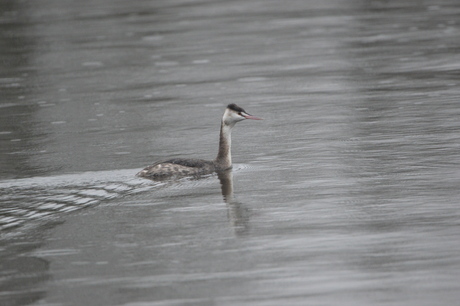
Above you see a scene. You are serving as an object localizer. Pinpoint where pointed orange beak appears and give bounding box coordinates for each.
[243,114,263,120]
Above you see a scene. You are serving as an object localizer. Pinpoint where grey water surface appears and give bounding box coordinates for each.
[1,0,460,305]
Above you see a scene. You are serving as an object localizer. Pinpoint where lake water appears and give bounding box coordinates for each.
[1,0,460,305]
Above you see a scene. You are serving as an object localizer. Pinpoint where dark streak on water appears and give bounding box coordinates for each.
[1,0,460,305]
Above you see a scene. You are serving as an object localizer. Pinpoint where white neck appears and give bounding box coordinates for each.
[215,121,234,170]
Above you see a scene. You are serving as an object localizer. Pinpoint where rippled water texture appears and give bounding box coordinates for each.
[1,0,460,305]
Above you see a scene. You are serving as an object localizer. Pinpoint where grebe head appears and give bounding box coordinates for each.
[223,104,262,126]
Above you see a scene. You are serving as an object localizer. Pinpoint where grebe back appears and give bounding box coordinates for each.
[136,104,262,180]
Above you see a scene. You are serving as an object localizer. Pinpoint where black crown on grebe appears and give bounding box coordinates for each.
[136,104,262,180]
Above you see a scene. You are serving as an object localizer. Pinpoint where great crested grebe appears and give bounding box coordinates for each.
[136,104,262,180]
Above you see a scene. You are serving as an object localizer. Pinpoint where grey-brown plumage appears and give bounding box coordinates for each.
[136,104,261,180]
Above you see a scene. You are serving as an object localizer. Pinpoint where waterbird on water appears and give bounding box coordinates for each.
[136,104,262,180]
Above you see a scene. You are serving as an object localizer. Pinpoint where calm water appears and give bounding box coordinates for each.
[1,0,460,305]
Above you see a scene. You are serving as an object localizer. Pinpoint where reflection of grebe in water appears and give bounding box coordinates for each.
[218,169,249,235]
[137,104,262,180]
